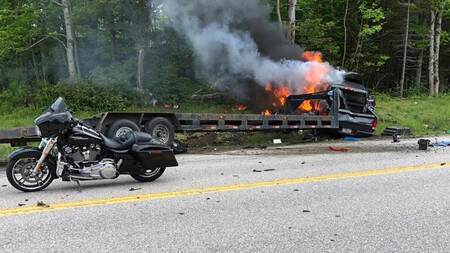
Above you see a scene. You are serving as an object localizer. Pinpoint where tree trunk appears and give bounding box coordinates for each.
[433,6,443,95]
[276,0,282,30]
[137,49,145,90]
[400,0,410,98]
[61,0,77,78]
[415,48,423,91]
[288,0,297,44]
[428,6,435,96]
[136,0,152,90]
[341,0,349,69]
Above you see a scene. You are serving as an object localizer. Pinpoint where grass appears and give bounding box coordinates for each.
[0,94,449,161]
[374,93,450,136]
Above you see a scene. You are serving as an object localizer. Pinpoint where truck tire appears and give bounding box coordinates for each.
[106,119,140,139]
[145,117,174,147]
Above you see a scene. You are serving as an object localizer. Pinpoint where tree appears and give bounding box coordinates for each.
[400,0,411,98]
[288,0,297,44]
[52,0,78,78]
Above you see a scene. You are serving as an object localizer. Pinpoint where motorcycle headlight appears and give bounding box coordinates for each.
[35,125,42,137]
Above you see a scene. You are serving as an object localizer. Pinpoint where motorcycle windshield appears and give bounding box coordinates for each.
[34,97,72,125]
[50,97,68,113]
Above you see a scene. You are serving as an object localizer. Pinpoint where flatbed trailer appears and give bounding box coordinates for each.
[0,89,342,147]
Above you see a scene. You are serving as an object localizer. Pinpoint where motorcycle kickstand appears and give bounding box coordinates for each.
[73,178,82,193]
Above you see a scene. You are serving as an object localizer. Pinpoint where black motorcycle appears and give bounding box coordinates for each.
[6,97,178,192]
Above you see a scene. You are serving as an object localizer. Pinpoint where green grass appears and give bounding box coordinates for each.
[374,93,450,136]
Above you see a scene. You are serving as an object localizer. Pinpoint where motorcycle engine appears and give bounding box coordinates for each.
[64,144,117,179]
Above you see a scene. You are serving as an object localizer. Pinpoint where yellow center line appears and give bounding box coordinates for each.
[1,163,448,217]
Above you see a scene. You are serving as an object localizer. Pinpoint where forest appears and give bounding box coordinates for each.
[0,0,448,112]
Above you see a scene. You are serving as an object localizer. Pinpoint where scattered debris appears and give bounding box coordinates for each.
[25,199,28,202]
[257,145,267,150]
[335,215,340,218]
[441,163,447,166]
[382,126,412,136]
[206,197,210,200]
[258,161,262,163]
[331,239,335,242]
[329,146,349,152]
[264,169,276,172]
[418,139,430,150]
[293,189,299,192]
[435,142,450,147]
[288,227,293,229]
[18,204,26,207]
[303,134,318,142]
[392,135,400,143]
[273,139,282,144]
[303,210,311,213]
[129,187,141,192]
[253,169,262,172]
[179,213,184,215]
[302,161,305,164]
[233,175,239,177]
[243,146,254,149]
[37,201,50,208]
[172,139,188,154]
[1,185,7,187]
[343,137,360,141]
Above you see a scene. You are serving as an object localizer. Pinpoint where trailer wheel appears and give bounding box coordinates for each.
[106,119,140,139]
[145,117,174,147]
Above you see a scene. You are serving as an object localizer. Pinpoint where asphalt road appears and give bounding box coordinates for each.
[0,139,449,252]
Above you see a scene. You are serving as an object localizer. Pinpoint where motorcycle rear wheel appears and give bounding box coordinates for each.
[130,167,165,182]
[6,155,55,192]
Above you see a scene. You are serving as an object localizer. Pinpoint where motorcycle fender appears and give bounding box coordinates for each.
[131,144,178,169]
[8,147,43,160]
[8,147,58,178]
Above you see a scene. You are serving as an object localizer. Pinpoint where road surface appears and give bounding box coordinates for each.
[0,139,449,252]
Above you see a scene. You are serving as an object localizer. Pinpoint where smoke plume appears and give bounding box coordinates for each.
[162,0,344,102]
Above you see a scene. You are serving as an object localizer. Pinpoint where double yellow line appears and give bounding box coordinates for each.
[1,163,448,217]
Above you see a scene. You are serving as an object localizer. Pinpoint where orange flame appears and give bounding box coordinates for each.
[302,51,323,63]
[261,109,271,115]
[235,105,248,111]
[262,51,330,114]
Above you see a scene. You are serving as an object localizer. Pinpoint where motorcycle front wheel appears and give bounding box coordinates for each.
[130,167,165,182]
[6,154,55,192]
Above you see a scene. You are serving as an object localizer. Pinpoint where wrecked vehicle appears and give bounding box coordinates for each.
[285,73,377,137]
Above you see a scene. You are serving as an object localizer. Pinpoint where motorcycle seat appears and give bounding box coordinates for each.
[101,131,154,150]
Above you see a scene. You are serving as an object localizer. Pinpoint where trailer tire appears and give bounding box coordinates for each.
[106,119,140,139]
[145,117,174,147]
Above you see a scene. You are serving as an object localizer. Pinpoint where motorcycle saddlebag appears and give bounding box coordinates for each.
[131,144,178,169]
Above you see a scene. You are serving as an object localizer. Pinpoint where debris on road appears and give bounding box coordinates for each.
[129,187,141,191]
[258,145,267,150]
[329,146,349,152]
[1,185,7,187]
[382,126,412,136]
[243,146,254,149]
[343,137,360,141]
[264,169,276,171]
[179,213,185,215]
[303,210,311,213]
[418,139,431,150]
[434,142,450,147]
[37,201,50,208]
[441,163,447,166]
[303,134,318,142]
[302,161,305,164]
[294,189,299,192]
[18,204,26,207]
[172,139,188,154]
[273,139,282,144]
[253,169,262,172]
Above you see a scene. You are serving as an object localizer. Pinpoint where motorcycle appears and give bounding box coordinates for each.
[6,97,178,192]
